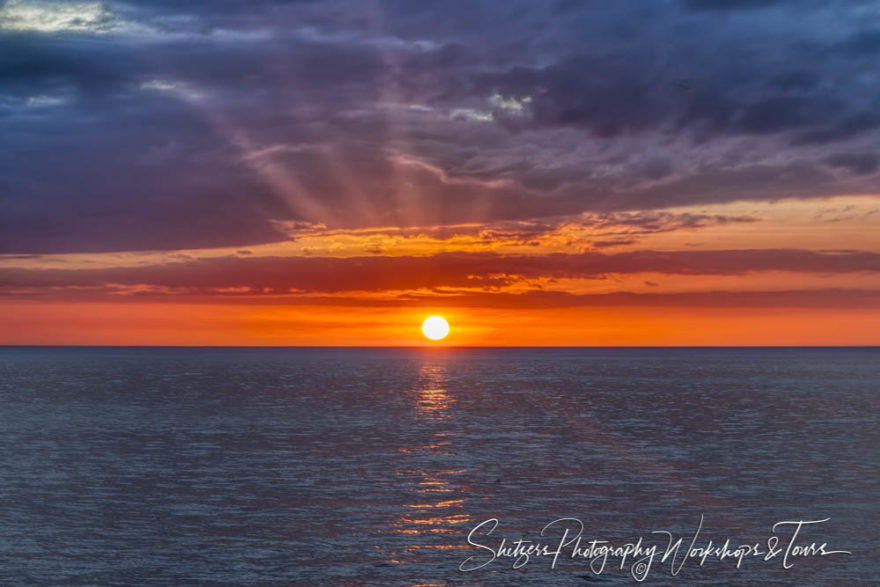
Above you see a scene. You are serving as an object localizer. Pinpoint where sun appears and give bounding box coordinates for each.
[422,316,450,341]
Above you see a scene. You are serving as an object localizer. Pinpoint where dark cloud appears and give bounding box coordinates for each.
[792,112,880,145]
[838,29,880,55]
[681,0,785,11]
[2,0,879,253]
[2,249,877,295]
[737,97,832,134]
[592,239,638,249]
[825,152,879,175]
[587,211,757,232]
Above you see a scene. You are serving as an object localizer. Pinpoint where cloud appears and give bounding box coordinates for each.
[681,0,784,12]
[825,152,880,175]
[2,249,878,295]
[2,0,880,253]
[0,0,142,35]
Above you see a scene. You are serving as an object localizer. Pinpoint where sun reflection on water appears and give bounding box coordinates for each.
[413,364,456,421]
[387,361,472,566]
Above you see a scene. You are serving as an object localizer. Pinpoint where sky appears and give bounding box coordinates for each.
[1,0,879,345]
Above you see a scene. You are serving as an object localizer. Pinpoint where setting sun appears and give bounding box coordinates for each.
[422,316,450,341]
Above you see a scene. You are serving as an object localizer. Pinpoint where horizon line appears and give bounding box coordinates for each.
[1,345,878,349]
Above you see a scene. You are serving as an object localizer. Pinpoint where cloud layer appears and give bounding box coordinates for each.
[3,249,878,296]
[3,0,880,253]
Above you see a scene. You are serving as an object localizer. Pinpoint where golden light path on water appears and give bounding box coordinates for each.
[388,362,474,569]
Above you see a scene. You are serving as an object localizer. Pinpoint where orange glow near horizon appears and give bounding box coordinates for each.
[1,197,878,346]
[1,300,878,346]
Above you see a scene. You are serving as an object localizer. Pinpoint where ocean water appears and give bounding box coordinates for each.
[0,347,876,585]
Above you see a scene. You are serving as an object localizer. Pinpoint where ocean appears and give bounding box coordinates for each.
[0,347,876,585]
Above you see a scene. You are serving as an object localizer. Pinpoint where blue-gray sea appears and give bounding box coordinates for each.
[0,347,877,585]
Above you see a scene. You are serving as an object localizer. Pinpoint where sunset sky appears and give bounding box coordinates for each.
[1,0,879,345]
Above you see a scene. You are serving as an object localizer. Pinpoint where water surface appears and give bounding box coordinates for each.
[0,347,876,585]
